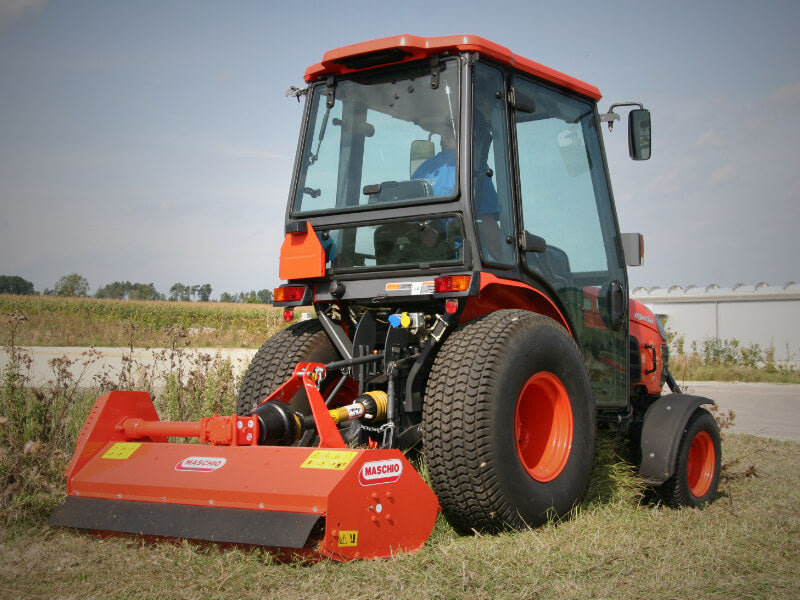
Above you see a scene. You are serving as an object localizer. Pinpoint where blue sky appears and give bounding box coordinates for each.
[1,0,798,297]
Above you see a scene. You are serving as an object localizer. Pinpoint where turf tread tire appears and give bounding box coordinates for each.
[423,309,595,534]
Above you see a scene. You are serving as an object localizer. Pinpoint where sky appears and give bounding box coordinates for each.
[1,0,798,298]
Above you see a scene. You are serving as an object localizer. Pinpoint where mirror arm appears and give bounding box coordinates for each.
[599,102,643,131]
[284,85,310,102]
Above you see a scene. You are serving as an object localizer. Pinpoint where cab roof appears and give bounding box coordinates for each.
[304,34,601,101]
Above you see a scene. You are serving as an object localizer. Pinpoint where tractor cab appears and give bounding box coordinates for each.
[278,35,651,410]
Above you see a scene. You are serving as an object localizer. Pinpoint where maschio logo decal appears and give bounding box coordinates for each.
[175,457,227,472]
[358,459,403,486]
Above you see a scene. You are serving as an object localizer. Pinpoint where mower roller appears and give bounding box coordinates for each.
[49,363,439,560]
[51,34,722,559]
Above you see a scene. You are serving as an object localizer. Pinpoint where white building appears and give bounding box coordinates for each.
[632,282,800,362]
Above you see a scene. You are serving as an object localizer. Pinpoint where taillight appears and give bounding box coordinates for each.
[273,286,306,303]
[434,275,471,293]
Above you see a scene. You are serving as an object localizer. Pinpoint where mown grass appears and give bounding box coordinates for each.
[0,294,289,348]
[1,434,795,600]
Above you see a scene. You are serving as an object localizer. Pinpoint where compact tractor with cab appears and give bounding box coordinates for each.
[51,35,721,560]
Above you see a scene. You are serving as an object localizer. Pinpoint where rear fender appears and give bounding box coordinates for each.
[638,394,714,484]
[460,273,571,333]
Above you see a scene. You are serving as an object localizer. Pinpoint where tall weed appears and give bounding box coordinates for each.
[670,334,800,383]
[0,313,241,533]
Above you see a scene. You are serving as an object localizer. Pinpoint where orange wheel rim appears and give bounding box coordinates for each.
[514,372,573,482]
[687,430,716,497]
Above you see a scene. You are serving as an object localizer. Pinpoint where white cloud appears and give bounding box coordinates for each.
[212,143,293,161]
[693,129,723,149]
[769,82,800,110]
[709,162,739,185]
[0,0,47,32]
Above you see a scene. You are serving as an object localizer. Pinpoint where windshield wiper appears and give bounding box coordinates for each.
[309,77,336,165]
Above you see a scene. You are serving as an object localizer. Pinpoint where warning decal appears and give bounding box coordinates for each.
[300,450,358,470]
[101,442,141,460]
[337,530,359,547]
[385,281,435,295]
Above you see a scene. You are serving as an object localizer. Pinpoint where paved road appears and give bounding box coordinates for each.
[678,380,800,442]
[2,347,798,442]
[0,346,257,386]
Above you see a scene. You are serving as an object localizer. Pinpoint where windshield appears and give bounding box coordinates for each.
[293,59,460,214]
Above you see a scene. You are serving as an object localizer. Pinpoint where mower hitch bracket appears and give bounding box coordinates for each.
[299,363,347,448]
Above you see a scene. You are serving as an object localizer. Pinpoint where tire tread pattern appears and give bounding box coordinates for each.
[423,309,593,534]
[236,319,336,415]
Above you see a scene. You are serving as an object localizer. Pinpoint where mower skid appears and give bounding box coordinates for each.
[50,391,439,560]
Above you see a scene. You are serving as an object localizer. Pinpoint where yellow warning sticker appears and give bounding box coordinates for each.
[102,442,141,460]
[337,530,359,547]
[300,450,357,470]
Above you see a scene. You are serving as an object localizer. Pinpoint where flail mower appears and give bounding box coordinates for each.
[50,34,722,560]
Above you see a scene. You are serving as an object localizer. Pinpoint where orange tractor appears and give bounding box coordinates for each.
[50,35,721,560]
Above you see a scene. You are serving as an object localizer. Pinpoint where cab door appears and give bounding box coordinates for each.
[511,76,628,408]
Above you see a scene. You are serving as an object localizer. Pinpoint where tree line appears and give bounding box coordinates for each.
[0,274,273,304]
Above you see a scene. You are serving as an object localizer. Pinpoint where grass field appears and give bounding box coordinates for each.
[1,434,796,600]
[0,294,289,348]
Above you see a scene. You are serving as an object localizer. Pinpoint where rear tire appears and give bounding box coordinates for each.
[658,408,721,507]
[236,319,349,417]
[423,309,595,534]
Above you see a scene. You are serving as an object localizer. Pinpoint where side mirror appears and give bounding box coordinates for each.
[620,232,644,267]
[628,109,651,160]
[410,139,435,177]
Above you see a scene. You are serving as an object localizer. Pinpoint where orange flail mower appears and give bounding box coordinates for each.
[49,363,439,560]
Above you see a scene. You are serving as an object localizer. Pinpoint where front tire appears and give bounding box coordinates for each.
[658,408,721,507]
[423,309,596,534]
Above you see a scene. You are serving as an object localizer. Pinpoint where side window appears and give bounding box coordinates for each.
[472,63,515,265]
[514,79,613,275]
[513,77,628,408]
